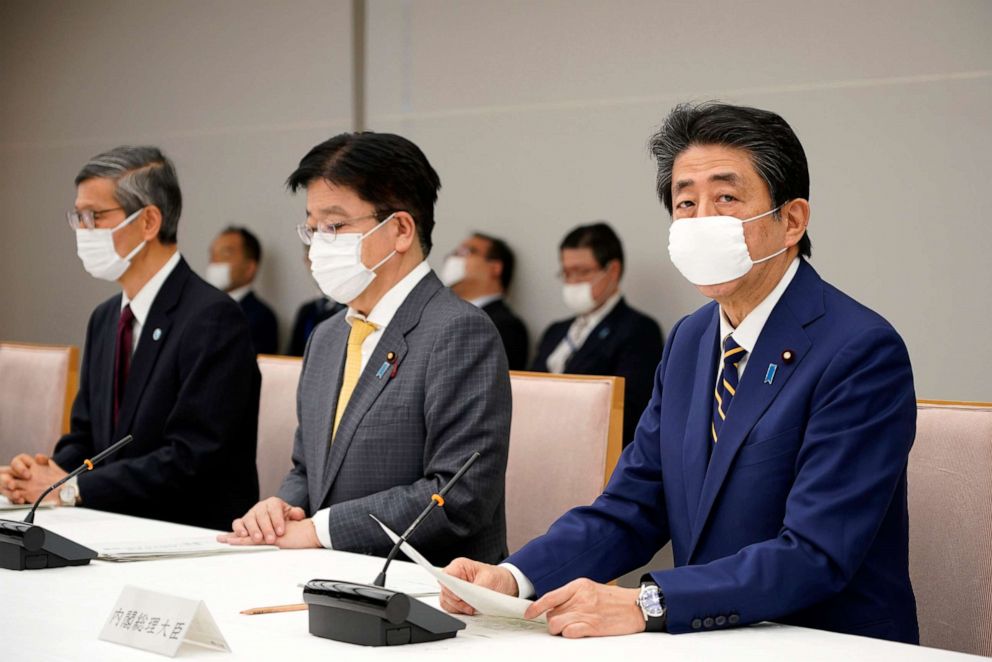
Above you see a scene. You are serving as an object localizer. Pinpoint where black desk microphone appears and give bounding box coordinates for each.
[303,451,483,647]
[1,434,135,571]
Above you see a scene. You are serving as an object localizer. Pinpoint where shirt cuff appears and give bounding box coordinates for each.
[66,475,80,506]
[500,562,535,599]
[311,508,333,549]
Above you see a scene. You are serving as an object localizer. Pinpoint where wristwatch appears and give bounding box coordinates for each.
[58,480,79,507]
[637,581,667,632]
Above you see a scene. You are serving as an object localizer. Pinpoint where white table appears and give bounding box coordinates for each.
[1,507,982,661]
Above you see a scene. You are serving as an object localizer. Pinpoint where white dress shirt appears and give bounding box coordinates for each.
[545,291,622,374]
[504,258,801,599]
[469,293,502,309]
[227,284,251,303]
[312,260,432,548]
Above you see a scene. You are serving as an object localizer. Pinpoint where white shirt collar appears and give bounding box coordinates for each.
[121,252,182,327]
[579,290,622,331]
[469,293,502,309]
[228,285,251,302]
[346,261,432,330]
[719,257,801,352]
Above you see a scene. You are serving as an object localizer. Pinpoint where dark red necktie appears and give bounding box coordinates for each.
[113,304,135,424]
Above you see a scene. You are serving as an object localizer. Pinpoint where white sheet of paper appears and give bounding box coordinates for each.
[371,515,546,623]
[0,495,53,511]
[98,585,231,657]
[98,536,278,562]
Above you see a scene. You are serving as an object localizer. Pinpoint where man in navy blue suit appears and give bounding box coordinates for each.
[206,226,279,355]
[531,222,663,446]
[0,146,260,530]
[442,102,918,644]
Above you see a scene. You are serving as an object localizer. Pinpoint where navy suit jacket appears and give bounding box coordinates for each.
[508,260,919,643]
[287,296,345,356]
[482,298,529,370]
[53,258,261,530]
[531,297,663,445]
[239,290,278,355]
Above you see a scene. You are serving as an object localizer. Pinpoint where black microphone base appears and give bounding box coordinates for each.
[303,579,465,646]
[0,519,98,571]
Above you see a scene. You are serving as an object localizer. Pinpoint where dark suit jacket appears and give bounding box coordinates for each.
[287,296,346,357]
[482,298,529,370]
[54,258,261,530]
[508,260,919,644]
[239,290,278,355]
[531,297,663,446]
[278,272,511,566]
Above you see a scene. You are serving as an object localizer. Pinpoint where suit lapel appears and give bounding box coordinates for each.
[310,318,348,497]
[687,261,824,560]
[99,296,123,448]
[114,260,189,438]
[565,298,626,372]
[318,273,442,506]
[681,305,720,545]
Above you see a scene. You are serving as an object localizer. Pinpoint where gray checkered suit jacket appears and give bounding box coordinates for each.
[277,271,511,565]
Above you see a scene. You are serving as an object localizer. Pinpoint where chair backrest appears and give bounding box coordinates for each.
[505,371,624,554]
[256,354,303,500]
[908,400,992,657]
[0,342,79,463]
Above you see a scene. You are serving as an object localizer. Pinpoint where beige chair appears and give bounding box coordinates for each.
[256,354,303,500]
[0,342,79,463]
[908,400,992,657]
[505,371,624,554]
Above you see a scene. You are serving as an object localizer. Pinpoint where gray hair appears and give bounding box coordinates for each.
[75,146,183,244]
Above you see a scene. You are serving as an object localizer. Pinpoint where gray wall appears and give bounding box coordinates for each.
[2,0,990,401]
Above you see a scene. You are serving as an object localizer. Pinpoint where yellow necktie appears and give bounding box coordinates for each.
[332,318,378,440]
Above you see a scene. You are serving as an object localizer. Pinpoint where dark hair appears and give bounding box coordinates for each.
[649,102,812,258]
[474,232,516,291]
[221,226,262,263]
[286,132,441,256]
[75,145,183,244]
[559,222,625,277]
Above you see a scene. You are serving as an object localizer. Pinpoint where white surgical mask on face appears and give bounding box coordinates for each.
[308,214,397,303]
[204,262,232,291]
[75,209,146,281]
[562,281,598,315]
[667,206,786,286]
[439,255,467,287]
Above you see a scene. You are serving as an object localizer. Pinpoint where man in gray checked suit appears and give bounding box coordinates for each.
[218,132,511,565]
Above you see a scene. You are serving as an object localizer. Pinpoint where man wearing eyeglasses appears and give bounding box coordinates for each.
[531,222,664,447]
[217,132,512,566]
[0,146,260,529]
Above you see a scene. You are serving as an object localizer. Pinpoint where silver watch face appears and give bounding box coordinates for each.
[59,485,76,505]
[639,585,664,618]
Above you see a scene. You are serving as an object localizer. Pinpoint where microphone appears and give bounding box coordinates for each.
[1,434,135,571]
[302,451,482,647]
[373,451,480,587]
[23,434,135,524]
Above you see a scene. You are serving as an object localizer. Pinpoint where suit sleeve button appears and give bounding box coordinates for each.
[728,613,740,625]
[703,617,714,628]
[715,615,727,626]
[691,618,702,629]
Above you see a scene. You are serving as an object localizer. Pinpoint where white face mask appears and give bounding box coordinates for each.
[562,282,598,315]
[439,255,467,287]
[308,214,397,303]
[75,209,146,281]
[204,262,232,291]
[667,206,786,286]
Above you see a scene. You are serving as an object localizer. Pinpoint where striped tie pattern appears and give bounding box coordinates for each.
[712,336,747,444]
[332,318,378,440]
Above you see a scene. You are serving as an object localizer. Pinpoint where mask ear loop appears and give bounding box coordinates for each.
[361,213,401,272]
[745,204,788,264]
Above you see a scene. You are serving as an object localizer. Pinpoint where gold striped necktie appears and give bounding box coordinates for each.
[712,336,747,445]
[332,318,378,440]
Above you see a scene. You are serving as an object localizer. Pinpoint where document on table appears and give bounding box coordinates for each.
[97,536,278,562]
[372,515,546,623]
[0,495,53,511]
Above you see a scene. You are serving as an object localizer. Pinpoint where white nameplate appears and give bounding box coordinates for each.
[98,585,231,657]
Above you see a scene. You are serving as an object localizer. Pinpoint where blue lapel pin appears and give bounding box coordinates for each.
[152,328,162,341]
[598,327,610,340]
[764,363,778,385]
[375,361,390,379]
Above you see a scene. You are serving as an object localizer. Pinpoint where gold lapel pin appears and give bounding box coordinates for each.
[781,350,794,364]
